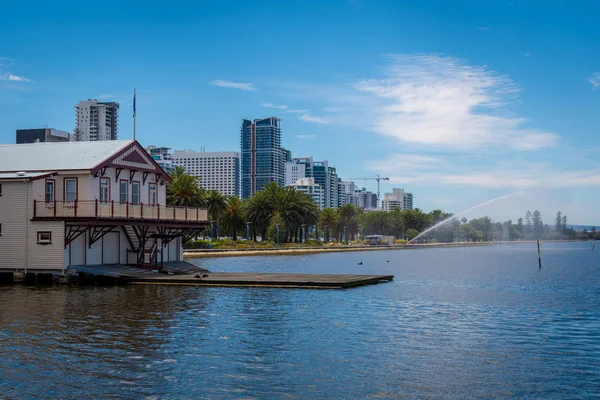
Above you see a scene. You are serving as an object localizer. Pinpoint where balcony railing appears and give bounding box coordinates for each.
[33,200,208,222]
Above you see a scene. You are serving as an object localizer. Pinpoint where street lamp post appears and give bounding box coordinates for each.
[246,222,251,241]
[343,225,348,245]
[276,224,280,246]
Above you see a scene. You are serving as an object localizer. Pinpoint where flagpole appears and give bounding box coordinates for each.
[133,88,137,141]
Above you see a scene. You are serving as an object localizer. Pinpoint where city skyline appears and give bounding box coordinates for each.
[1,1,599,224]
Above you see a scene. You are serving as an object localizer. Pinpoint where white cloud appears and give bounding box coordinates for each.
[370,153,600,189]
[261,103,288,109]
[589,73,600,90]
[323,106,345,113]
[283,109,309,114]
[295,134,318,140]
[1,73,30,82]
[354,54,557,150]
[211,79,256,91]
[299,114,330,124]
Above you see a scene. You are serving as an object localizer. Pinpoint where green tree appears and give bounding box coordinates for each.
[338,204,361,241]
[455,223,480,242]
[206,190,227,221]
[470,216,492,241]
[359,211,395,236]
[405,229,419,241]
[243,191,272,240]
[242,182,320,243]
[403,208,432,232]
[532,210,543,238]
[319,208,339,242]
[517,218,524,235]
[525,210,533,238]
[220,196,245,240]
[555,211,563,233]
[166,166,206,207]
[390,208,405,238]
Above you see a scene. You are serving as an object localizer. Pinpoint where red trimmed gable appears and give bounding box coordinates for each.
[122,150,149,164]
[90,141,172,183]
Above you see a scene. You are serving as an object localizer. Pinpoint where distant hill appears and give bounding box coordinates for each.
[568,225,598,232]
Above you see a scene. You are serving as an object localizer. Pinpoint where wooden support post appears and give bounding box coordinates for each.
[54,199,57,217]
[34,200,37,217]
[537,239,542,269]
[95,199,98,217]
[111,200,114,217]
[74,199,78,217]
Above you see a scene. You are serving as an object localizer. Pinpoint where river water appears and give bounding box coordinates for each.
[1,242,599,399]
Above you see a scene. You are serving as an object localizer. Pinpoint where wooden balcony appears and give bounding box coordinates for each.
[33,200,209,224]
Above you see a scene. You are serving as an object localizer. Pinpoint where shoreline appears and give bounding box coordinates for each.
[183,240,584,259]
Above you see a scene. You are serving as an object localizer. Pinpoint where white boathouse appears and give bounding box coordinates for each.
[0,140,208,274]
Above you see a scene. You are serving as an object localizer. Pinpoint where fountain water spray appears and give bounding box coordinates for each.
[407,191,523,244]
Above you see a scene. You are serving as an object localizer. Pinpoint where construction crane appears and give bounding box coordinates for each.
[349,175,390,206]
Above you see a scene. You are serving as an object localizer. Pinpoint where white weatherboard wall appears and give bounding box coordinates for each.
[0,180,65,271]
[102,232,119,264]
[0,182,27,269]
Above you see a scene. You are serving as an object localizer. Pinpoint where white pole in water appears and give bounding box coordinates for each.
[133,88,137,141]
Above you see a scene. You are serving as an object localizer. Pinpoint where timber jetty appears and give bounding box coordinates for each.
[69,262,393,289]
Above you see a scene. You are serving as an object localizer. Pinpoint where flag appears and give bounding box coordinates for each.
[133,89,136,118]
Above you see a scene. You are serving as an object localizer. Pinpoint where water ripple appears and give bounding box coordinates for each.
[1,242,600,398]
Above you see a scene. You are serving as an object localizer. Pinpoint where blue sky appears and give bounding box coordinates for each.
[1,0,600,224]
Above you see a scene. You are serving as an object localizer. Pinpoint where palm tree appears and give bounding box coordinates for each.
[243,191,272,241]
[319,208,338,242]
[220,196,245,240]
[242,183,320,243]
[359,211,395,236]
[166,167,205,207]
[205,190,227,221]
[263,183,319,243]
[338,204,361,241]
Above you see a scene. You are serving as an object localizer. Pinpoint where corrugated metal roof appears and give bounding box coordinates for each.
[0,140,133,173]
[0,172,55,180]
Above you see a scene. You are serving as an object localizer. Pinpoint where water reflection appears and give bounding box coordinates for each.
[1,242,600,398]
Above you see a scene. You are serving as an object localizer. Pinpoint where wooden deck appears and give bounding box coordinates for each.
[71,263,393,289]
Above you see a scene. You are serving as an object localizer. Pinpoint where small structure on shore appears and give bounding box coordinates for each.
[0,140,209,276]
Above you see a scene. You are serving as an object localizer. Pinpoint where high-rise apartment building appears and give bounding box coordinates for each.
[382,188,405,211]
[339,181,358,206]
[286,157,345,209]
[172,150,240,197]
[16,128,70,144]
[74,99,120,141]
[145,145,175,174]
[285,157,314,186]
[403,192,414,210]
[356,188,378,210]
[381,188,414,211]
[286,178,325,209]
[240,117,286,199]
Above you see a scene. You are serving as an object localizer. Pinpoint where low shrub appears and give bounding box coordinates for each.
[304,239,324,247]
[184,240,213,249]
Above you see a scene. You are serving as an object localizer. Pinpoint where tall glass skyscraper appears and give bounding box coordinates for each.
[240,117,286,199]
